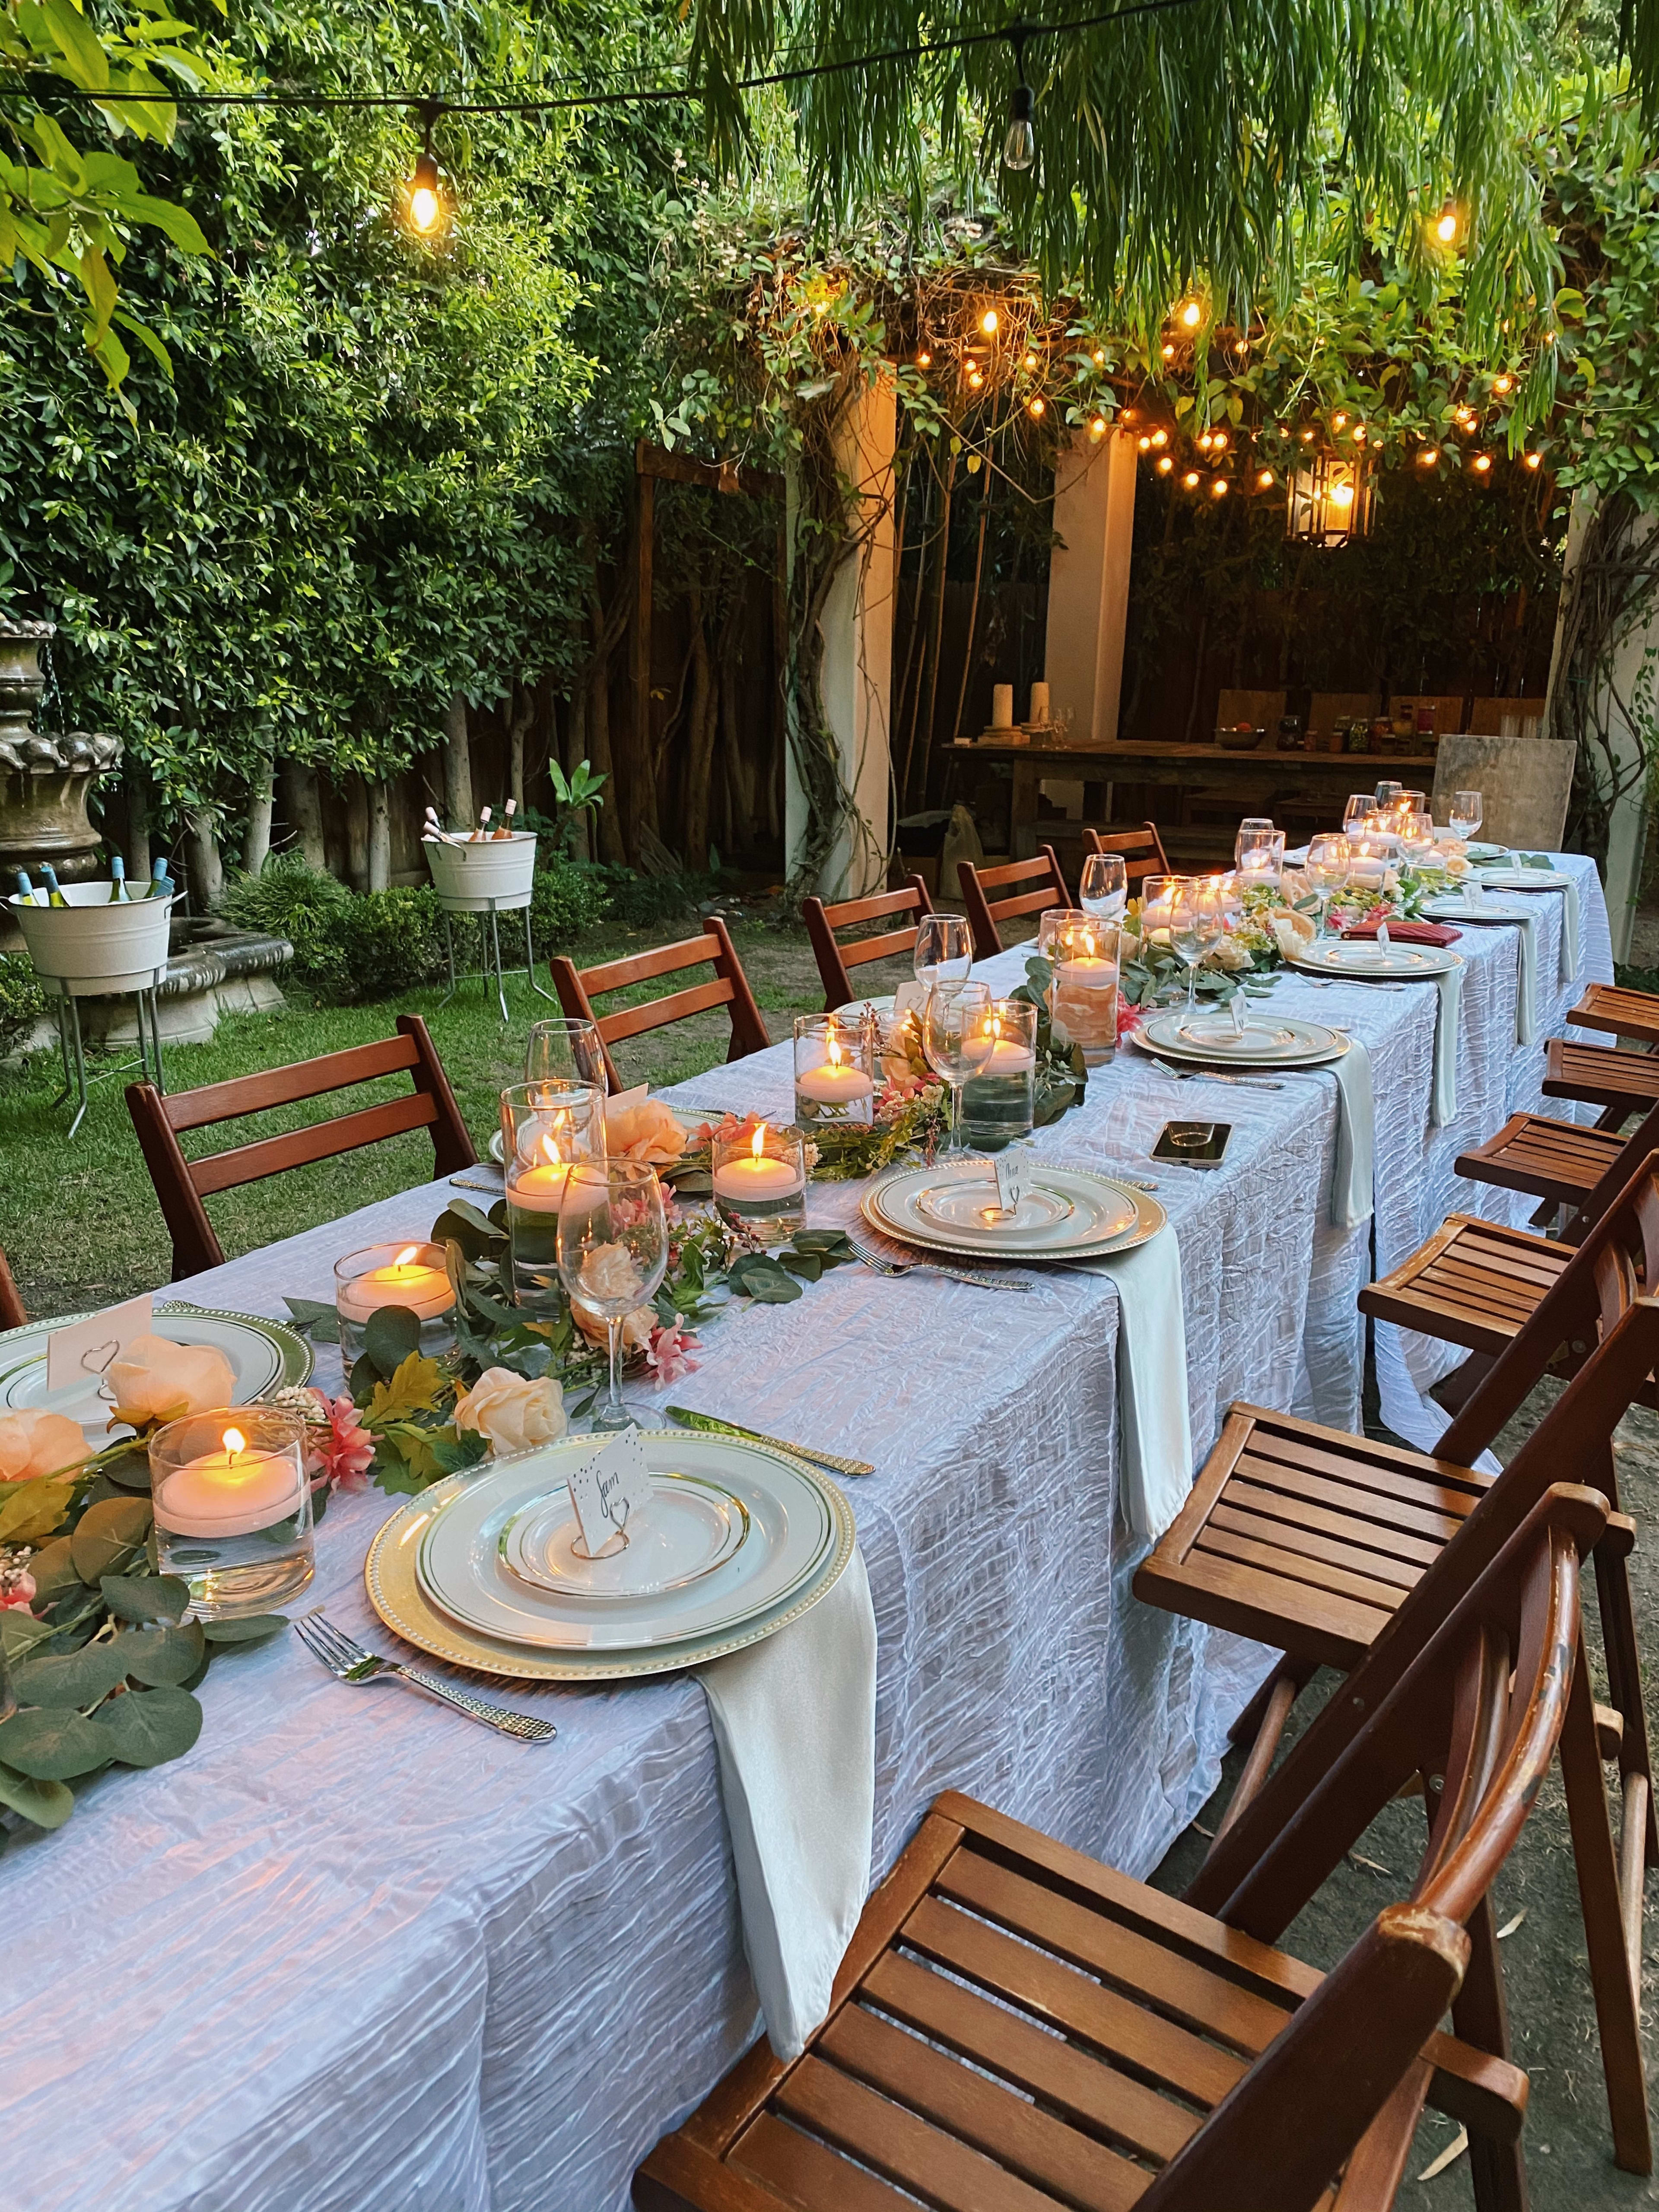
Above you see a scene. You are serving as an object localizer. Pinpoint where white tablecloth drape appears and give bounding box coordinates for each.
[0,852,1611,2212]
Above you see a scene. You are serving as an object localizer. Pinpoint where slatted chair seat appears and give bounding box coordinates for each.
[639,1489,1598,2212]
[1543,1036,1659,1122]
[126,1015,476,1279]
[1138,1178,1659,2176]
[549,917,770,1094]
[802,876,934,1013]
[957,846,1071,961]
[1570,982,1659,1048]
[1456,1110,1626,1207]
[1362,1214,1574,1356]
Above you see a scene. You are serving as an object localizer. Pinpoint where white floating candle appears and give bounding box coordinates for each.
[337,1244,455,1323]
[507,1130,579,1214]
[156,1425,303,1539]
[713,1124,804,1202]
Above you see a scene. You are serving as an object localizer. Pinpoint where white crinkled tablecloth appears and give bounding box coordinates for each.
[0,851,1610,2212]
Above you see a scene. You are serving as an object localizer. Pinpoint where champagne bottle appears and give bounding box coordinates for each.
[40,864,69,907]
[146,859,171,899]
[109,856,132,902]
[13,869,38,906]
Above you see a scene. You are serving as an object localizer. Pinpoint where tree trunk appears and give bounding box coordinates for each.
[345,777,370,892]
[442,692,474,833]
[368,779,392,893]
[683,585,717,870]
[242,755,275,877]
[184,809,224,912]
[124,768,151,882]
[909,445,957,811]
[283,760,327,870]
[508,682,531,814]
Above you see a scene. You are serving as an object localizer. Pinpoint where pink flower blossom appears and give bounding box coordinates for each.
[1116,998,1145,1041]
[307,1389,375,1495]
[0,1562,36,1613]
[646,1322,700,1386]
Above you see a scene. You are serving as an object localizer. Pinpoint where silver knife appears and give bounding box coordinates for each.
[665,1405,874,1478]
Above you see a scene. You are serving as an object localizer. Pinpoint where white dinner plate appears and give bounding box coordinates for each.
[864,1160,1160,1260]
[1139,1011,1348,1068]
[1290,940,1462,980]
[1466,868,1572,892]
[1422,895,1530,923]
[0,1303,312,1439]
[914,1176,1081,1236]
[415,1433,836,1652]
[500,1470,749,1600]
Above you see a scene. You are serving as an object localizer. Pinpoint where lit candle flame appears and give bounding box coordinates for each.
[538,1131,563,1166]
[393,1245,420,1267]
[827,1037,842,1068]
[222,1427,246,1458]
[751,1123,767,1160]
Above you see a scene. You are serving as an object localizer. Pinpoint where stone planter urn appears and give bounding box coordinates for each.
[0,620,122,886]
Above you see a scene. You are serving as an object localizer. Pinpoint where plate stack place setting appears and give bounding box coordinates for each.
[365,1425,858,1682]
[860,1151,1165,1269]
[1135,1004,1351,1078]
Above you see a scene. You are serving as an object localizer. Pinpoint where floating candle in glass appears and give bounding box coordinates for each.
[793,1012,876,1125]
[1039,908,1120,1067]
[500,1081,604,1313]
[149,1408,313,1616]
[334,1239,458,1364]
[712,1122,807,1246]
[960,998,1038,1149]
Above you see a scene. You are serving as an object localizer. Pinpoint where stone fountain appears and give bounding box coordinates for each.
[0,619,122,886]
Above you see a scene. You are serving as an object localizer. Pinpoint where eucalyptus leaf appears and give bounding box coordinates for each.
[99,1572,191,1624]
[779,1250,824,1281]
[0,1705,116,1780]
[431,1205,502,1262]
[99,1444,154,1493]
[97,1685,203,1769]
[10,1640,129,1708]
[283,1295,341,1345]
[70,1495,153,1584]
[0,1475,76,1550]
[0,1759,74,1831]
[362,1303,422,1377]
[114,1621,207,1686]
[199,1614,289,1646]
[24,1536,79,1605]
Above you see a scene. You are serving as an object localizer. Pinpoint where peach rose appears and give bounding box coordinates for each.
[604,1095,686,1166]
[107,1334,237,1427]
[453,1367,568,1456]
[1269,911,1316,961]
[0,1409,90,1483]
[574,1303,655,1357]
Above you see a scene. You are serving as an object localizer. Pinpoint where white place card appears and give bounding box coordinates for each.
[46,1293,153,1394]
[609,1081,648,1117]
[993,1153,1025,1214]
[892,981,926,1020]
[568,1427,654,1558]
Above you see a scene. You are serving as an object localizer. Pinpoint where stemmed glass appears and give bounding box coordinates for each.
[1303,834,1351,939]
[914,912,972,989]
[1167,881,1224,1019]
[1449,789,1484,842]
[527,1017,607,1089]
[922,980,995,1157]
[556,1160,668,1432]
[1374,779,1404,810]
[1079,851,1128,924]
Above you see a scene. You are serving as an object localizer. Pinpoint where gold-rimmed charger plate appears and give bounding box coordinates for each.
[863,1163,1164,1265]
[365,1443,857,1682]
[1289,941,1462,981]
[1135,1012,1350,1071]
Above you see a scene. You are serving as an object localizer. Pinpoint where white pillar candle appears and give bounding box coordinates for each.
[991,683,1015,730]
[1028,681,1050,724]
[156,1425,303,1539]
[337,1246,455,1322]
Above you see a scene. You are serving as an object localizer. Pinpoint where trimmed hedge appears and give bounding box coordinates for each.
[0,952,47,1058]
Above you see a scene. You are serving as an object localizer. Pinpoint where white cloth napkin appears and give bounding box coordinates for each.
[1431,964,1465,1127]
[1560,874,1582,983]
[1510,908,1539,1044]
[1323,1036,1375,1229]
[1079,1227,1193,1541]
[694,1548,877,2060]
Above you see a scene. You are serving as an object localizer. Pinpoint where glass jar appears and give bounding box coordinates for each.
[793,1011,877,1127]
[960,997,1038,1150]
[334,1238,459,1366]
[1039,909,1120,1067]
[711,1122,807,1247]
[149,1407,313,1617]
[500,1080,604,1313]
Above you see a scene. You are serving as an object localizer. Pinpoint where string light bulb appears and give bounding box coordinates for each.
[1150,428,1168,448]
[1027,395,1045,418]
[1089,415,1108,437]
[404,102,447,238]
[1524,450,1542,469]
[967,368,983,389]
[1433,197,1459,246]
[1157,455,1174,474]
[980,308,999,336]
[1493,373,1513,394]
[1002,34,1036,173]
[1211,429,1228,450]
[1257,468,1274,488]
[1138,434,1152,451]
[1300,428,1316,444]
[1092,348,1106,365]
[916,350,931,368]
[1182,469,1200,489]
[1472,452,1491,473]
[1210,477,1228,498]
[1197,431,1213,450]
[1179,298,1202,329]
[1023,350,1038,370]
[1418,446,1440,467]
[1161,341,1176,359]
[1333,412,1347,429]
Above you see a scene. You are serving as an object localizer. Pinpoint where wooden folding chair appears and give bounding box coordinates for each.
[1454,1105,1639,1221]
[0,1248,25,1332]
[801,877,934,1012]
[1571,981,1659,1049]
[549,915,770,1095]
[1542,1036,1659,1126]
[1137,1244,1659,2172]
[1083,819,1170,894]
[638,1487,1600,2212]
[126,1015,476,1280]
[957,846,1071,961]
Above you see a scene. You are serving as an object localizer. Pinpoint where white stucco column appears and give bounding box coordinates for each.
[1043,429,1137,744]
[788,368,898,898]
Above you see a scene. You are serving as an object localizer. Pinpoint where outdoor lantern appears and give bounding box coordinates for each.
[404,102,448,239]
[1286,452,1373,546]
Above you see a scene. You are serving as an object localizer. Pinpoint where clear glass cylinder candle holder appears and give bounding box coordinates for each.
[335,1239,458,1367]
[1039,909,1120,1067]
[712,1122,807,1247]
[501,1080,604,1313]
[149,1407,313,1617]
[793,1011,876,1126]
[960,997,1038,1150]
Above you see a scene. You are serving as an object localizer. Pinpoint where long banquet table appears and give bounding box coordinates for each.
[0,853,1612,2212]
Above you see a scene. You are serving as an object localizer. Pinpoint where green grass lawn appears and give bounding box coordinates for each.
[0,916,872,1319]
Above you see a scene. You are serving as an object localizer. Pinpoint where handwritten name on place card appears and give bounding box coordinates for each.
[46,1293,154,1394]
[567,1427,654,1557]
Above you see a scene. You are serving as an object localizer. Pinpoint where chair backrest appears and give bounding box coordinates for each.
[1567,1099,1659,1242]
[0,1248,25,1332]
[957,845,1071,961]
[549,915,769,1094]
[1082,819,1170,893]
[126,1014,476,1281]
[1138,1483,1595,2209]
[801,875,934,1012]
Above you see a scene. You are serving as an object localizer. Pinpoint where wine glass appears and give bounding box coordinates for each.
[914,912,972,989]
[1449,789,1483,842]
[1341,793,1373,835]
[1399,810,1437,869]
[1303,834,1351,939]
[1167,881,1223,1020]
[1374,779,1403,810]
[922,980,995,1157]
[1079,851,1128,924]
[556,1160,668,1433]
[527,1017,607,1089]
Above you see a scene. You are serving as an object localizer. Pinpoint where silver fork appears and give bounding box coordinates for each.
[294,1611,556,1742]
[847,1231,1033,1292]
